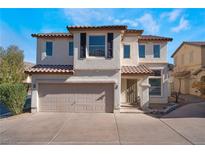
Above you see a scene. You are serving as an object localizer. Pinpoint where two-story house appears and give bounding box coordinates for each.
[25,25,172,113]
[172,42,205,96]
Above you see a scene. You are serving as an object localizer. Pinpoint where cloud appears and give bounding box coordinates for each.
[171,17,190,33]
[63,9,159,34]
[161,9,183,22]
[138,13,159,34]
[108,17,138,27]
[63,9,112,25]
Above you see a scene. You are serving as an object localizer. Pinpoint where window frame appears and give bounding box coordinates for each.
[45,41,53,56]
[87,34,107,58]
[123,44,131,59]
[153,44,161,58]
[68,41,74,56]
[149,68,163,97]
[138,44,146,58]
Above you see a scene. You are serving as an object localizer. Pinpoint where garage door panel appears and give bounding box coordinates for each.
[38,83,114,113]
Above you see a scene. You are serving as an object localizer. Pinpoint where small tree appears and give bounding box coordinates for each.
[0,45,27,114]
[0,83,27,115]
[175,78,182,103]
[0,45,25,84]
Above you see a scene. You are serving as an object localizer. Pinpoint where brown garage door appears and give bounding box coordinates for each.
[38,83,114,113]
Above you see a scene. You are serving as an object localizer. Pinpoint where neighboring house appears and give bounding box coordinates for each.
[25,25,172,113]
[167,63,174,97]
[171,42,205,96]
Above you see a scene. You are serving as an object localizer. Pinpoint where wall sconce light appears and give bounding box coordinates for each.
[33,84,36,89]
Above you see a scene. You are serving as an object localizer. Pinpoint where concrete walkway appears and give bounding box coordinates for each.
[0,102,205,145]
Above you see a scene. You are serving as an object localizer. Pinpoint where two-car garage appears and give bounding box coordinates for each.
[38,83,114,113]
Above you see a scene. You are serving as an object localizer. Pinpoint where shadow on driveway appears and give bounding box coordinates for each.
[0,96,31,119]
[162,102,205,118]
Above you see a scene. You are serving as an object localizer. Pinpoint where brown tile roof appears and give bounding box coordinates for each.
[139,35,173,41]
[31,33,73,38]
[24,62,35,70]
[125,29,144,35]
[184,41,205,46]
[67,25,127,31]
[121,65,153,75]
[171,41,205,57]
[25,64,74,74]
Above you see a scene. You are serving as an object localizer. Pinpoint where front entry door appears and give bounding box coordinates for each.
[127,79,138,104]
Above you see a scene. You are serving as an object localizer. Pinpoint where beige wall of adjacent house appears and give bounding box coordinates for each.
[202,46,205,67]
[72,30,122,70]
[173,44,202,72]
[173,44,205,96]
[36,37,74,65]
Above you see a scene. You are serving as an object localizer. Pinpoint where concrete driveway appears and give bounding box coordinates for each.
[160,102,205,144]
[0,102,205,144]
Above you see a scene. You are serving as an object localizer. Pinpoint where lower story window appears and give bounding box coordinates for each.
[149,78,161,96]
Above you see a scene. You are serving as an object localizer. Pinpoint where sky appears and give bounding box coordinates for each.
[0,8,205,64]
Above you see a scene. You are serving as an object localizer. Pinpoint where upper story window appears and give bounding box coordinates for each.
[69,41,74,56]
[123,45,130,59]
[89,35,105,57]
[153,45,160,58]
[46,41,53,56]
[139,45,145,58]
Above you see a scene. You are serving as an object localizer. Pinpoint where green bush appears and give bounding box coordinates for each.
[0,83,27,115]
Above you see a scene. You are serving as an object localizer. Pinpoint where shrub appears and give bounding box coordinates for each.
[0,83,27,115]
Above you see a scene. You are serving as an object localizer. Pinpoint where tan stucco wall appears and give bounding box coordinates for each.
[138,42,168,63]
[37,37,73,65]
[121,78,127,103]
[173,44,202,72]
[120,38,168,66]
[121,34,139,66]
[202,46,205,67]
[173,44,204,95]
[72,30,121,70]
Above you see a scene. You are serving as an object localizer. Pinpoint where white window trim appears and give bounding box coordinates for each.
[86,33,107,59]
[123,43,131,59]
[138,43,146,59]
[153,44,161,58]
[149,68,163,97]
[68,41,74,57]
